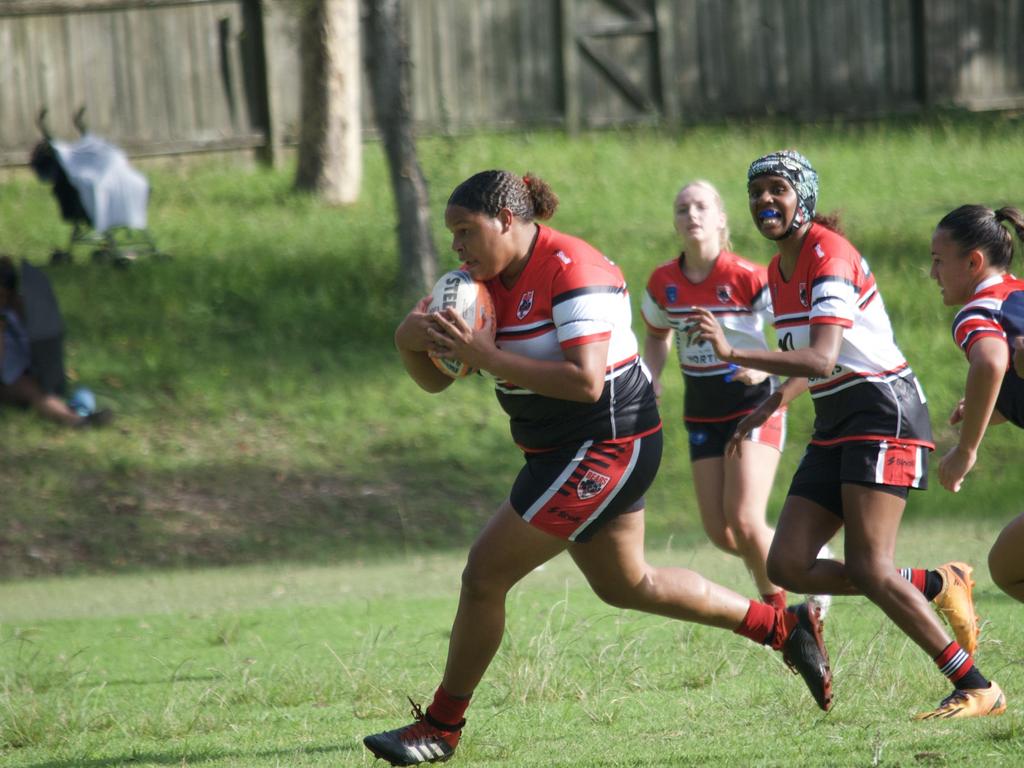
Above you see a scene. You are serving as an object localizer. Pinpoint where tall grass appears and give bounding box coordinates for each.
[1,114,1023,578]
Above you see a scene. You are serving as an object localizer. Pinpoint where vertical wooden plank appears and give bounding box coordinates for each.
[192,2,212,135]
[560,0,580,133]
[884,0,915,107]
[476,0,492,126]
[206,1,225,133]
[653,0,677,121]
[483,0,502,124]
[141,5,165,141]
[1012,0,1024,94]
[671,0,700,120]
[60,13,78,130]
[228,3,248,133]
[201,2,225,134]
[7,16,27,143]
[436,0,458,131]
[465,0,482,127]
[169,5,195,142]
[763,0,792,114]
[3,17,31,144]
[258,0,281,162]
[0,20,12,145]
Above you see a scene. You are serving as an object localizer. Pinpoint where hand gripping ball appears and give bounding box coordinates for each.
[427,269,496,378]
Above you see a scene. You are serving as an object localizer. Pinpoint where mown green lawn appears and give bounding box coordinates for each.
[1,520,1022,767]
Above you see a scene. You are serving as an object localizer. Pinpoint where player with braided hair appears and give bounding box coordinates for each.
[931,204,1024,605]
[689,151,1005,721]
[363,169,834,766]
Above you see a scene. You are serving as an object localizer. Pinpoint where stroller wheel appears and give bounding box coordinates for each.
[50,249,73,266]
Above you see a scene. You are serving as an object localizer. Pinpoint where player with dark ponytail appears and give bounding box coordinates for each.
[364,169,834,766]
[930,203,1024,605]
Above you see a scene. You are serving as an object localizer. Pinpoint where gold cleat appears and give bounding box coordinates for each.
[933,562,980,657]
[915,682,1006,720]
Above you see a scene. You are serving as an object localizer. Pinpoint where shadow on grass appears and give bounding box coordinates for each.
[0,451,498,579]
[21,742,357,768]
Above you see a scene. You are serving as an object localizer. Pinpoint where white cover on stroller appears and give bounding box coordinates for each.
[52,134,149,232]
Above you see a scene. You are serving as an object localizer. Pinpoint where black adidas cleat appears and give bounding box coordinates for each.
[781,601,833,711]
[364,699,463,766]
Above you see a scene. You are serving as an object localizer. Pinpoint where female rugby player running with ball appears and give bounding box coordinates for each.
[363,170,832,767]
[689,151,1004,720]
[930,204,1024,605]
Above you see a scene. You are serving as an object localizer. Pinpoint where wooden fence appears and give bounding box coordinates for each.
[1,0,1023,166]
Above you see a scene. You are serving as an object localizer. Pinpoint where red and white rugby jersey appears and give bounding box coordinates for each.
[482,225,660,451]
[768,223,933,447]
[952,273,1024,428]
[641,250,777,421]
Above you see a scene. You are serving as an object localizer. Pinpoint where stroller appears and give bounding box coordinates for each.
[29,108,163,266]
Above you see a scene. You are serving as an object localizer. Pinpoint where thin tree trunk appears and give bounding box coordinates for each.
[365,0,437,297]
[294,0,361,204]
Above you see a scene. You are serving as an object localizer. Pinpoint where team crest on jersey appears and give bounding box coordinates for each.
[799,282,809,307]
[666,285,678,304]
[517,290,535,320]
[555,250,572,265]
[814,244,826,259]
[716,285,733,303]
[577,469,611,500]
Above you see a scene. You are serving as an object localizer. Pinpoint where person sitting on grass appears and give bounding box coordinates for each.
[0,256,110,428]
[929,204,1024,604]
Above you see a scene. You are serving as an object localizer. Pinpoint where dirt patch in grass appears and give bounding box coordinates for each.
[0,465,492,579]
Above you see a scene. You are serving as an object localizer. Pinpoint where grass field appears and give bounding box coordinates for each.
[1,115,1024,764]
[2,520,1022,767]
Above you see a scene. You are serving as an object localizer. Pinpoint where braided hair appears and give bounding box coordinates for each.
[447,170,558,222]
[937,205,1024,271]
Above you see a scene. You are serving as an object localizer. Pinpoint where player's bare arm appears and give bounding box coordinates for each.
[690,306,842,379]
[432,307,608,403]
[641,328,672,401]
[939,336,1008,492]
[395,297,454,393]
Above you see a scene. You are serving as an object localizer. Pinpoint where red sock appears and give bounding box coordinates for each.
[899,567,928,593]
[426,686,471,729]
[762,590,787,611]
[933,641,990,689]
[734,600,779,645]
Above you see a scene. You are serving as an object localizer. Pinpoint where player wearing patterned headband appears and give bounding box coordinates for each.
[641,180,797,610]
[931,204,1024,606]
[690,150,1005,720]
[364,169,833,767]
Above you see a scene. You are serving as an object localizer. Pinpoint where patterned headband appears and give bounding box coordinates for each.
[748,150,819,232]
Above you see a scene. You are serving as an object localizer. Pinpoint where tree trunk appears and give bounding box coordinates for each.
[294,0,362,205]
[365,0,437,298]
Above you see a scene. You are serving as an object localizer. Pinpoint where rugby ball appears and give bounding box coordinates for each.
[427,269,496,378]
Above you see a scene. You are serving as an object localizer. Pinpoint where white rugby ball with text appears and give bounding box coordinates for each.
[427,269,495,378]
